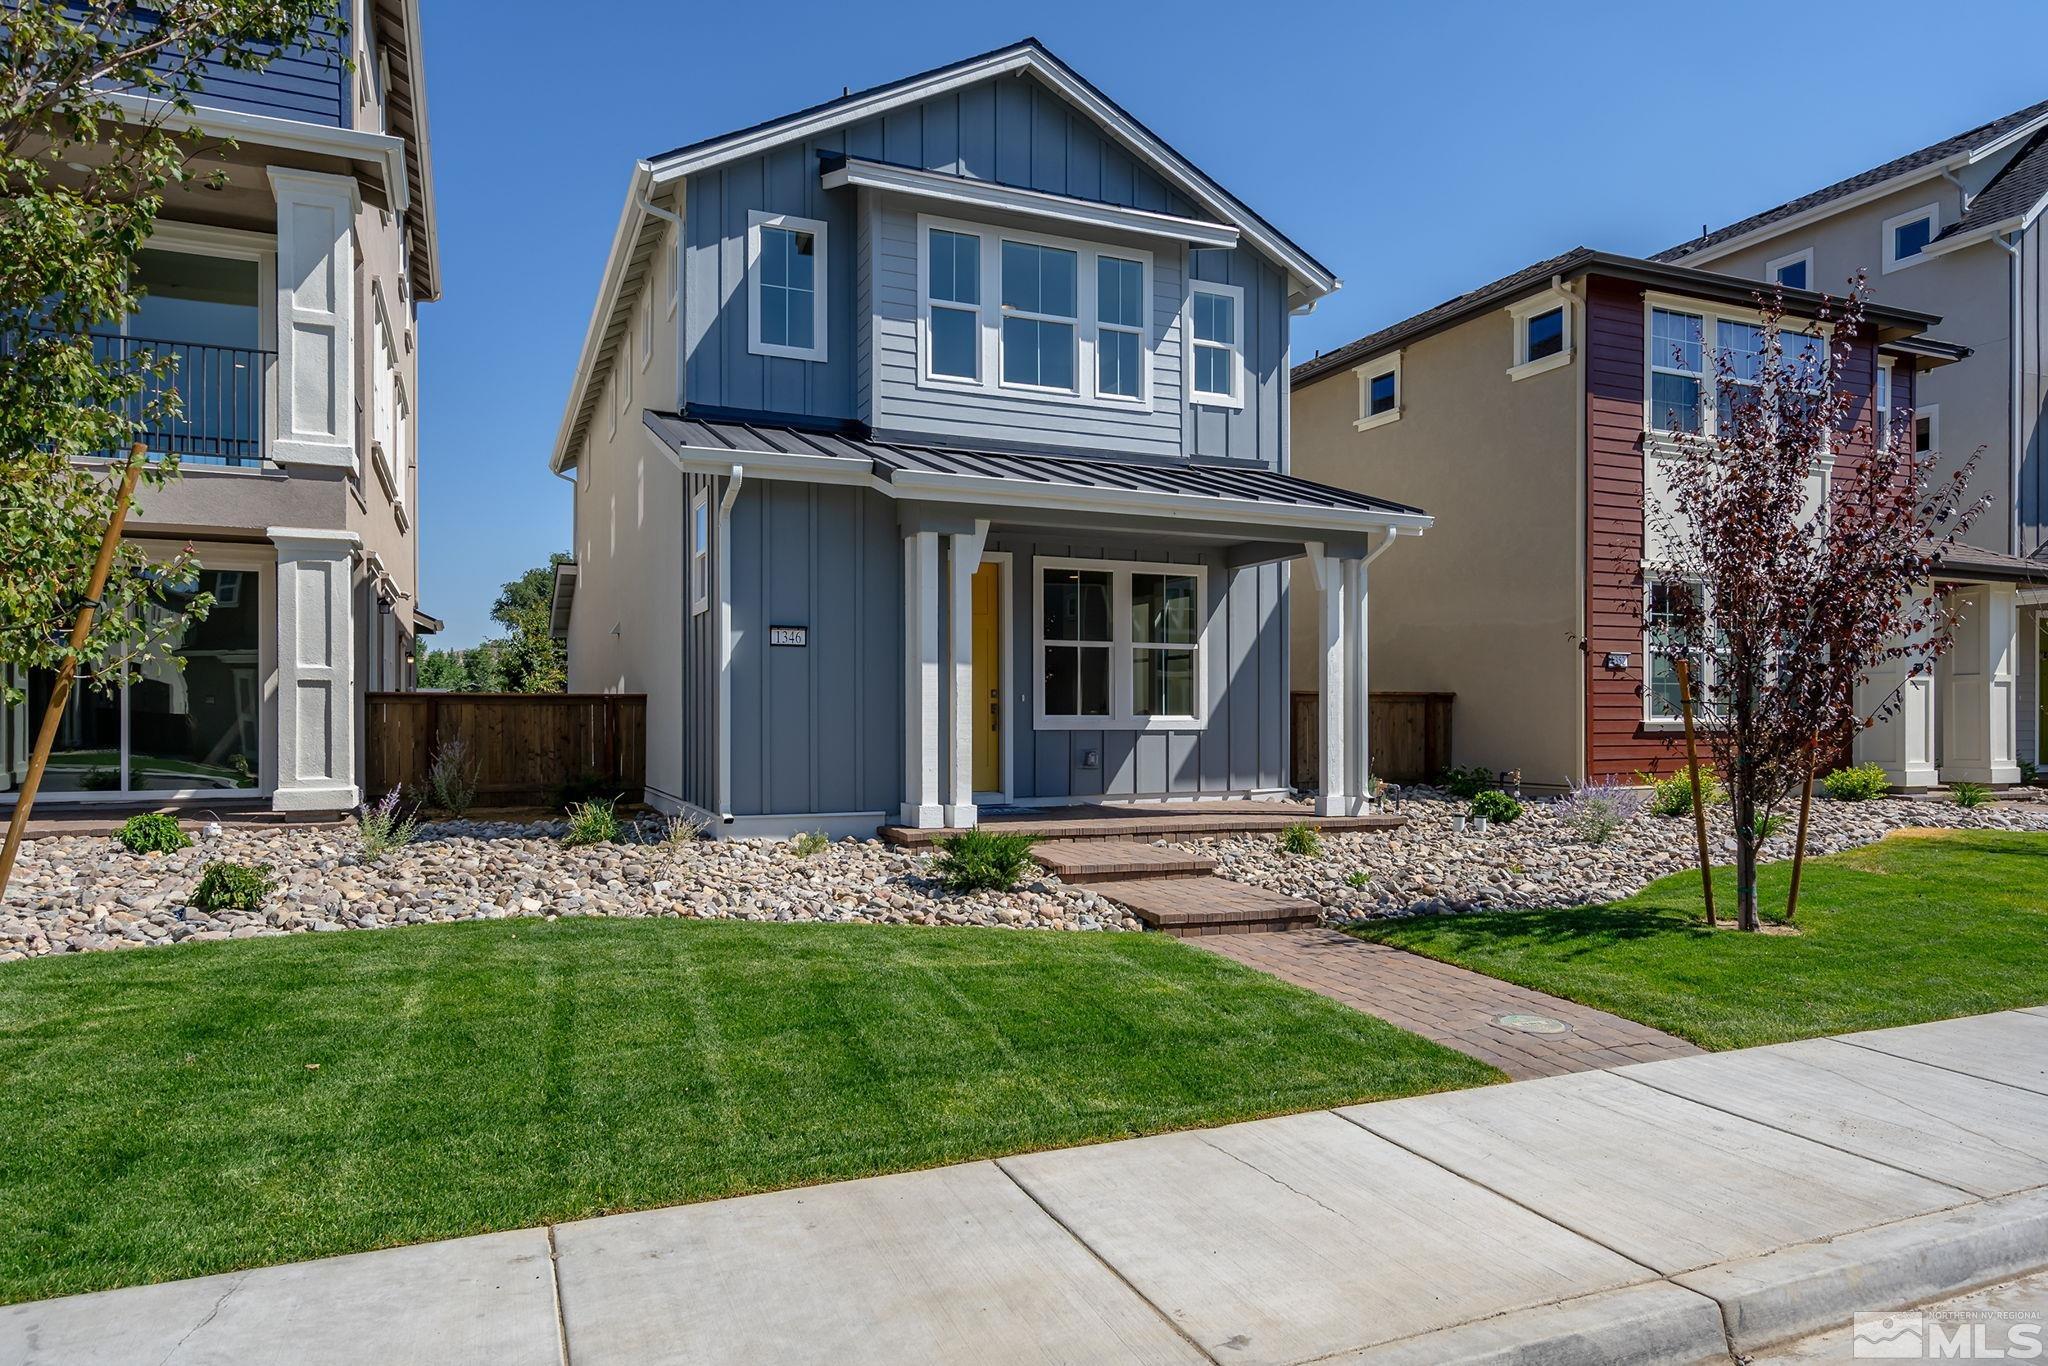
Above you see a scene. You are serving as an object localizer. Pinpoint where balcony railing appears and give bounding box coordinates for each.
[84,332,274,468]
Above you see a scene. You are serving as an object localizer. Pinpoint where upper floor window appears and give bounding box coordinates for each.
[638,299,652,371]
[1766,248,1813,292]
[1650,307,1705,434]
[1508,291,1572,379]
[1647,302,1827,438]
[1096,255,1145,400]
[747,210,828,362]
[1914,404,1940,456]
[926,228,980,380]
[1352,352,1401,432]
[1001,240,1078,391]
[915,216,1153,409]
[690,488,709,616]
[1883,205,1938,274]
[1876,360,1893,452]
[1188,279,1243,408]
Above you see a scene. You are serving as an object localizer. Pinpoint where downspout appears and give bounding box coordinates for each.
[715,465,744,827]
[1996,231,2022,556]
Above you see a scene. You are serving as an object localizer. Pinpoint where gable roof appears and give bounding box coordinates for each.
[1930,129,2048,250]
[1292,249,1944,390]
[552,39,1336,475]
[1656,96,2048,266]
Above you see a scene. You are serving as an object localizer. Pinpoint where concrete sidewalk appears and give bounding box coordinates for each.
[8,1009,2048,1366]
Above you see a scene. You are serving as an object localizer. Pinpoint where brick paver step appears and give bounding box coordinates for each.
[1072,875,1321,936]
[1032,839,1217,882]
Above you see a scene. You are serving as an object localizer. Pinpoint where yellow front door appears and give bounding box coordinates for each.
[971,563,1001,793]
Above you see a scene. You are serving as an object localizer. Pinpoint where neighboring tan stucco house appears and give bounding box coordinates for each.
[1,2,442,813]
[1657,97,2048,778]
[1289,248,2034,793]
[550,39,1428,838]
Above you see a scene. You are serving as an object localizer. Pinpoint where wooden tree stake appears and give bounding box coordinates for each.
[1675,656,1716,926]
[0,444,146,903]
[1786,738,1818,923]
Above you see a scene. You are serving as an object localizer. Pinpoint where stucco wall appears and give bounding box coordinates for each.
[1290,307,1584,788]
[1696,180,2017,556]
[568,258,686,806]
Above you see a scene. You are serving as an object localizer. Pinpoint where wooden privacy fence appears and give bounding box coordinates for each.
[366,693,646,807]
[1290,691,1454,789]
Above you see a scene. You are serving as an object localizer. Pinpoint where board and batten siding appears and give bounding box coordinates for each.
[868,199,1185,458]
[1583,274,1882,780]
[992,533,1289,800]
[721,481,902,819]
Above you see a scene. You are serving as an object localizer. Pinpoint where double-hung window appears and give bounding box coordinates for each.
[1876,360,1894,452]
[1096,254,1145,400]
[1001,239,1078,391]
[917,217,1153,407]
[1645,578,1707,722]
[926,228,980,380]
[747,210,828,362]
[1037,559,1207,729]
[1188,280,1243,407]
[690,489,709,616]
[1649,308,1705,434]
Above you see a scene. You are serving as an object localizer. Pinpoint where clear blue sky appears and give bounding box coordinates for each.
[415,0,2048,648]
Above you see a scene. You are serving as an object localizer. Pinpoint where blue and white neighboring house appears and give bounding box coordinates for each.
[549,39,1428,837]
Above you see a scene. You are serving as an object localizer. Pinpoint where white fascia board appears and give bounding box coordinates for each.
[102,91,409,216]
[821,159,1240,248]
[883,469,1432,535]
[1961,111,2048,165]
[389,0,440,295]
[551,165,655,474]
[1923,215,2033,258]
[645,46,1336,298]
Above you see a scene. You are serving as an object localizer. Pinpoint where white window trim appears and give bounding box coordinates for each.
[664,226,679,319]
[638,296,652,371]
[1882,203,1939,274]
[913,213,1153,410]
[1914,403,1941,457]
[1765,246,1815,292]
[1032,555,1208,733]
[690,487,709,616]
[1643,574,1714,725]
[606,373,619,441]
[1353,352,1402,432]
[746,209,830,363]
[1876,357,1894,453]
[1507,290,1574,381]
[1640,293,1833,442]
[1186,277,1244,410]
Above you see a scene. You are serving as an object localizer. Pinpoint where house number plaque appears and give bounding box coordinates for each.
[770,626,808,647]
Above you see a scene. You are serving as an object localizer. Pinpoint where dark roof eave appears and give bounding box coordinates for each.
[1293,250,1942,389]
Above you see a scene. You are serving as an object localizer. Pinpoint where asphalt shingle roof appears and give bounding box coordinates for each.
[1937,129,2048,241]
[1656,98,2048,263]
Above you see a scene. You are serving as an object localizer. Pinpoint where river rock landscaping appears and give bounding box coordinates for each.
[1185,789,2048,923]
[0,818,1138,962]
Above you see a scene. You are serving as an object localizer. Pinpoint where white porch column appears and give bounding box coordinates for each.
[900,530,943,828]
[1855,588,1939,790]
[1342,556,1371,814]
[266,169,359,469]
[268,527,360,812]
[944,522,989,828]
[1941,582,2021,785]
[1311,549,1348,817]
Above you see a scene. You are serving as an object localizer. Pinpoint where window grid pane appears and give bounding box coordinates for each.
[1367,371,1397,415]
[1526,308,1564,361]
[1098,329,1140,398]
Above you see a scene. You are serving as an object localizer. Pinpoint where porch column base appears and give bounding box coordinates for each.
[899,803,946,829]
[269,526,360,815]
[1939,582,2020,788]
[942,804,979,829]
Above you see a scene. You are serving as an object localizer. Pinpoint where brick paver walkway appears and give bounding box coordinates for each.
[1199,928,1703,1079]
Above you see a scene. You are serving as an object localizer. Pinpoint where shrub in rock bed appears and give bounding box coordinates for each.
[1557,776,1646,844]
[116,812,190,855]
[1435,764,1496,799]
[1951,782,1991,809]
[1469,790,1522,825]
[931,830,1036,893]
[789,830,830,858]
[1278,822,1323,856]
[1641,766,1725,817]
[562,797,623,847]
[356,786,421,861]
[1822,762,1891,803]
[191,861,276,913]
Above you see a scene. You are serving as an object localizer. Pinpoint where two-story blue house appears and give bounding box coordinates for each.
[549,40,1427,837]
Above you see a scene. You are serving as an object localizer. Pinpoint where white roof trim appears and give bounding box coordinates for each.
[103,91,410,217]
[1676,111,2048,267]
[644,43,1335,296]
[820,157,1240,248]
[551,165,656,473]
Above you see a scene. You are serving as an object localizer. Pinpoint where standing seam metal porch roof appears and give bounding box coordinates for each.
[643,411,1426,519]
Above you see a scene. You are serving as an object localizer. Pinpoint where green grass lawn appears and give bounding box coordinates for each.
[1356,830,2048,1050]
[0,918,1495,1304]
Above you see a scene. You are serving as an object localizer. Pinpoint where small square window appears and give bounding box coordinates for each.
[1883,205,1939,274]
[1526,307,1564,361]
[1369,371,1397,414]
[1354,354,1401,430]
[1894,217,1932,262]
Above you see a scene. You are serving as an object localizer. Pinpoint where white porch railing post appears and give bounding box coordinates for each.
[900,530,943,828]
[1343,556,1370,814]
[944,523,988,828]
[1315,551,1348,817]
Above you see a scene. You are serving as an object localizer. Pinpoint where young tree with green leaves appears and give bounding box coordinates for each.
[414,555,572,694]
[0,1,344,899]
